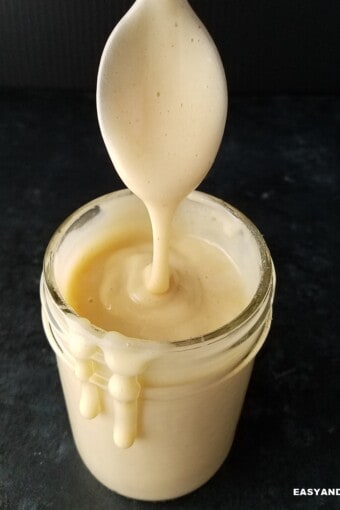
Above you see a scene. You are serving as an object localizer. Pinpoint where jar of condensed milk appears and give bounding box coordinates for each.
[40,189,275,501]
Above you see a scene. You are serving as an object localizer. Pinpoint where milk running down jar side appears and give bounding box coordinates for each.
[40,190,275,501]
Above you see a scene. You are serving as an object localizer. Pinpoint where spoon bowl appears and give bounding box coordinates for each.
[97,0,228,206]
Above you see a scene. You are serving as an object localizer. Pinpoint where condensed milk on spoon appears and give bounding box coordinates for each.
[40,0,276,501]
[96,0,227,293]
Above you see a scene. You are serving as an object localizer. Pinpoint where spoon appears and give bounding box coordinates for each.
[97,0,227,293]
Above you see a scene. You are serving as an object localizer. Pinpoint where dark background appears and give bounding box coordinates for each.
[0,0,339,93]
[0,1,339,509]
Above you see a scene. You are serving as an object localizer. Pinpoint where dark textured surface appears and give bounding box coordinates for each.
[0,0,339,93]
[0,92,339,509]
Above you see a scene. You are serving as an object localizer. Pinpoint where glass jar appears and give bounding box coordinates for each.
[40,189,275,501]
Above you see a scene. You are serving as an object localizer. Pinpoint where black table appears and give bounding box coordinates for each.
[1,92,339,509]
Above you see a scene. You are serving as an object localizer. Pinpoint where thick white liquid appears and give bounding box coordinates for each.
[66,229,247,341]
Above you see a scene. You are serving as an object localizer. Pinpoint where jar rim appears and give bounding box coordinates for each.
[43,189,275,349]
